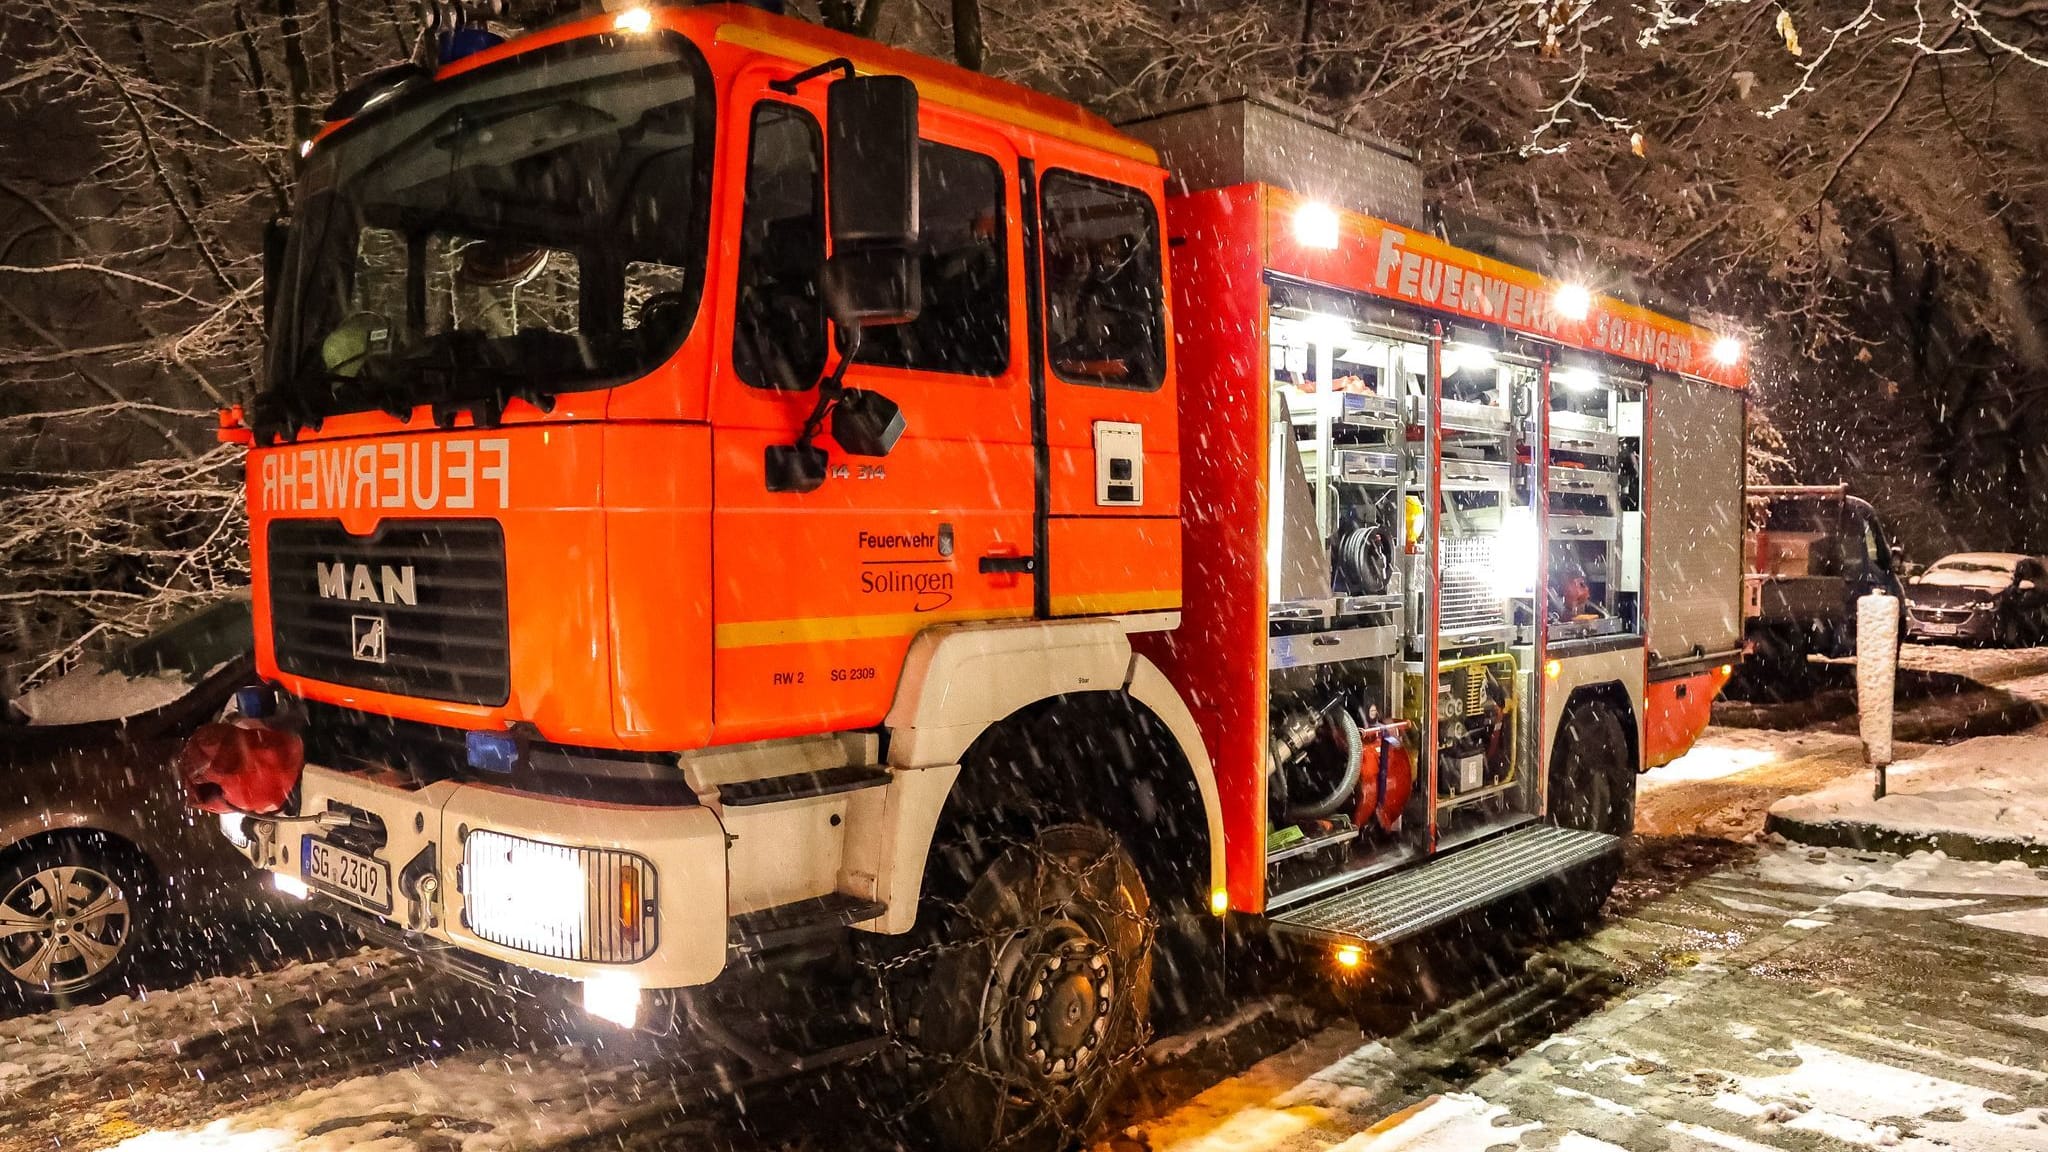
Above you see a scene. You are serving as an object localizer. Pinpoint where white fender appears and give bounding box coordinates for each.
[856,619,1227,931]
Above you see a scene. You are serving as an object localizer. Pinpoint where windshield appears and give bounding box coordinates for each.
[1931,557,2017,575]
[258,35,713,437]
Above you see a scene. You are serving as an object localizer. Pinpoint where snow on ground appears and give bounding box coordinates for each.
[1645,727,1859,789]
[0,951,392,1096]
[108,1046,644,1152]
[1770,730,2048,850]
[1114,845,2048,1152]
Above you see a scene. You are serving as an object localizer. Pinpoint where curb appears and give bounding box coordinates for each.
[1762,810,2048,866]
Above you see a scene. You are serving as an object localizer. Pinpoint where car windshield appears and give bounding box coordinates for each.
[1931,558,2016,575]
[111,597,254,680]
[258,35,712,437]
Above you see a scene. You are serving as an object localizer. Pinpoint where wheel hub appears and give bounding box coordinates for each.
[1010,930,1115,1080]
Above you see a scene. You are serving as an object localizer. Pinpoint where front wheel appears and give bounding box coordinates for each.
[893,824,1154,1152]
[0,839,153,1007]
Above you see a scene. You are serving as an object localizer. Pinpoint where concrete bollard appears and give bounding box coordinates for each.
[1857,592,1899,796]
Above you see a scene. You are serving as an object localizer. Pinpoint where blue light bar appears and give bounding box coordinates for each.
[466,730,520,774]
[234,685,272,719]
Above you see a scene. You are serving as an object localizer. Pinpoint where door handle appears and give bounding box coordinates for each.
[979,554,1036,575]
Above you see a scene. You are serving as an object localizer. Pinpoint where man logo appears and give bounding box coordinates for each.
[351,615,387,664]
[317,562,417,606]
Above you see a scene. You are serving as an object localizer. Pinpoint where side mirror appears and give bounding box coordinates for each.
[262,215,290,320]
[824,74,921,328]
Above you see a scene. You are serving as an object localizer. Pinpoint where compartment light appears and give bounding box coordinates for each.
[1492,506,1539,598]
[1711,336,1744,366]
[1444,344,1497,376]
[1303,311,1354,348]
[1553,367,1599,392]
[583,973,642,1029]
[1293,201,1340,250]
[613,7,652,33]
[1554,283,1592,321]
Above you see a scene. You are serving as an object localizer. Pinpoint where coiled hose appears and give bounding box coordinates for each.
[1286,707,1365,822]
[1334,523,1393,596]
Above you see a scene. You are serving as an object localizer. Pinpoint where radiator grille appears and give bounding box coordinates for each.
[267,519,510,706]
[464,830,658,963]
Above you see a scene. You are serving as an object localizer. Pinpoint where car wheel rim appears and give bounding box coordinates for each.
[0,865,131,993]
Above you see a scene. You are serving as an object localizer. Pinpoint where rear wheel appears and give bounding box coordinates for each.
[0,838,153,1007]
[1540,701,1634,935]
[881,822,1153,1152]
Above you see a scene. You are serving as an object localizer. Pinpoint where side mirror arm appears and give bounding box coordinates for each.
[764,327,861,496]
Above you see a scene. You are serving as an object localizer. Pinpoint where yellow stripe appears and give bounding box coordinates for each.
[1050,590,1182,616]
[714,607,1021,649]
[715,24,1160,166]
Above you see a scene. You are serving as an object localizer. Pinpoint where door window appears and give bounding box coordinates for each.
[1041,172,1165,390]
[733,102,826,390]
[855,142,1009,375]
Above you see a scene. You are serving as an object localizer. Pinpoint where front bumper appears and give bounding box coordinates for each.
[1906,607,1994,641]
[231,764,728,988]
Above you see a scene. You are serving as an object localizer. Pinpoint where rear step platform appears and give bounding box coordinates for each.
[1269,825,1618,947]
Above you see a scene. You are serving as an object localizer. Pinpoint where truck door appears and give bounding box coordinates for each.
[1032,167,1182,619]
[710,91,1037,743]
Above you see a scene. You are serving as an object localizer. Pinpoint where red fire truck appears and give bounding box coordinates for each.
[187,7,1747,1146]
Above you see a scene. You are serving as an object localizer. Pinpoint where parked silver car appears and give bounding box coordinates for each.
[1905,553,2048,645]
[0,597,257,1004]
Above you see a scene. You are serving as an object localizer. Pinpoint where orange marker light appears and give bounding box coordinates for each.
[618,863,642,945]
[1544,659,1562,680]
[1210,888,1230,917]
[1334,944,1364,969]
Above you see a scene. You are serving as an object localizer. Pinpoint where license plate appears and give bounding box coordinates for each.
[300,837,393,913]
[1919,622,1957,635]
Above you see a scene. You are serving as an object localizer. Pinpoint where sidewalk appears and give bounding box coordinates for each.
[1766,729,2048,864]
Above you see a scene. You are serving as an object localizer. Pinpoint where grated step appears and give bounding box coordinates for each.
[729,893,887,953]
[717,765,891,807]
[1269,824,1618,946]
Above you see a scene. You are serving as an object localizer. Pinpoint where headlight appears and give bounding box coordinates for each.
[463,830,658,963]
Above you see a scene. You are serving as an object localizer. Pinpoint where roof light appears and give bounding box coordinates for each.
[1293,201,1340,250]
[1554,283,1592,321]
[1711,336,1744,366]
[613,7,652,33]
